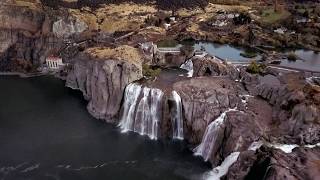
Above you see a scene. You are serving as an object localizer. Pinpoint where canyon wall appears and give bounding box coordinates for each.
[0,1,319,179]
[66,52,143,123]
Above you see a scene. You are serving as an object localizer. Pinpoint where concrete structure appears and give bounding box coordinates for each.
[46,56,65,70]
[194,50,208,58]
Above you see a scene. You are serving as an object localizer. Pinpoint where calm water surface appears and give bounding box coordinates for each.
[157,40,260,62]
[193,42,261,62]
[0,76,210,180]
[281,50,320,72]
[157,40,320,72]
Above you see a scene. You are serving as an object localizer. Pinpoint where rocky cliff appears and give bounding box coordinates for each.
[1,1,319,180]
[66,46,143,123]
[0,1,91,72]
[0,3,51,71]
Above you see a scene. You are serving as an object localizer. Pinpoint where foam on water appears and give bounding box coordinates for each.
[202,152,240,180]
[180,59,194,77]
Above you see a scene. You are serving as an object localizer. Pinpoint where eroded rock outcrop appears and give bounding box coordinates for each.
[66,46,143,123]
[0,2,92,72]
[0,3,52,71]
[192,56,229,77]
[227,146,320,180]
[173,77,244,145]
[256,73,320,145]
[53,17,88,38]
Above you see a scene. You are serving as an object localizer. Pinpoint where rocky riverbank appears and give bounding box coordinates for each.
[63,46,320,179]
[0,1,319,180]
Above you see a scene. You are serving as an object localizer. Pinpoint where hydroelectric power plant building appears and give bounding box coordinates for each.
[46,56,65,70]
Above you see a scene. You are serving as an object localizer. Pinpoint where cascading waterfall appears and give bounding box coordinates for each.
[118,83,142,132]
[134,87,151,135]
[202,152,240,180]
[172,91,184,140]
[150,88,163,139]
[194,108,237,161]
[118,83,164,140]
[180,59,194,77]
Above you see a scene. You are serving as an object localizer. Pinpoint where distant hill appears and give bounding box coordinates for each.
[39,0,208,10]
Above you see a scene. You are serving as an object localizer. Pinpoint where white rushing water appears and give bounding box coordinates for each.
[119,83,164,140]
[248,141,320,153]
[202,152,240,180]
[119,83,142,132]
[180,59,194,77]
[269,144,299,153]
[194,108,237,161]
[172,91,184,140]
[248,141,264,151]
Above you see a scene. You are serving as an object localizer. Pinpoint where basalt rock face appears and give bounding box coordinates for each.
[227,146,320,180]
[52,17,88,38]
[222,72,320,180]
[0,4,58,72]
[173,77,244,145]
[192,56,229,77]
[66,53,143,123]
[0,3,90,72]
[256,73,320,145]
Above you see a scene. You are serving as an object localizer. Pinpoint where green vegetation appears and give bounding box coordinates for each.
[240,50,258,58]
[246,61,266,74]
[142,64,161,78]
[260,8,291,24]
[287,52,298,61]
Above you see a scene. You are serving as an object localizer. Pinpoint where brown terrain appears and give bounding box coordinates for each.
[0,0,320,179]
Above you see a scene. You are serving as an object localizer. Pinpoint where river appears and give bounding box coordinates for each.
[157,40,320,72]
[0,76,210,180]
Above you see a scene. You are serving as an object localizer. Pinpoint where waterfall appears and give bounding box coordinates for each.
[172,91,184,140]
[202,152,240,180]
[119,83,142,132]
[118,83,164,140]
[194,108,236,161]
[180,59,194,77]
[150,88,163,139]
[134,87,151,135]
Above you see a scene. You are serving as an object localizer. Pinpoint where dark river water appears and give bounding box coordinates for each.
[0,76,210,180]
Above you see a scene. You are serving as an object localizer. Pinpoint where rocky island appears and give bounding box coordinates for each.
[0,0,319,180]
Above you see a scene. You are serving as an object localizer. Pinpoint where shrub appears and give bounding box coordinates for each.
[142,64,161,78]
[246,61,266,74]
[287,52,297,61]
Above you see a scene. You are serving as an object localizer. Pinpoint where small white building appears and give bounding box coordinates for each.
[46,56,65,70]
